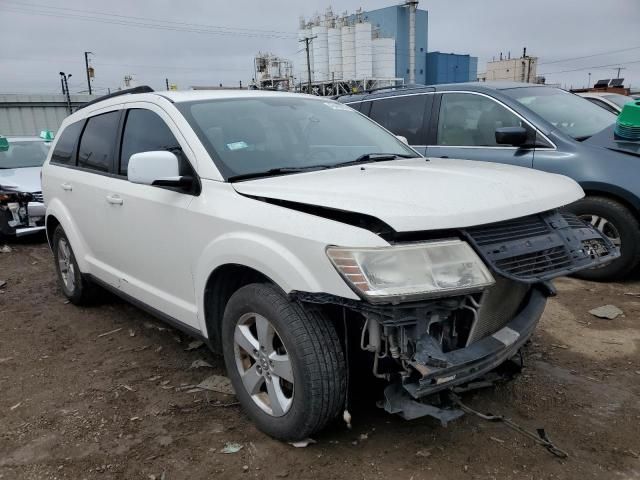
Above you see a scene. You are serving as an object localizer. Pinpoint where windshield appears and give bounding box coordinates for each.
[503,87,616,140]
[603,94,636,108]
[177,96,418,180]
[0,140,51,169]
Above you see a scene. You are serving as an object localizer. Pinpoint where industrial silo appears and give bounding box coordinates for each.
[328,25,343,81]
[372,37,396,79]
[341,23,355,81]
[311,25,329,82]
[355,22,373,79]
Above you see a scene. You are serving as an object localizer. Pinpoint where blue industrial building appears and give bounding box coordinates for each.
[358,5,476,85]
[426,52,478,84]
[359,5,428,85]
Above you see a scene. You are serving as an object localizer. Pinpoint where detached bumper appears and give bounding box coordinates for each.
[404,286,548,399]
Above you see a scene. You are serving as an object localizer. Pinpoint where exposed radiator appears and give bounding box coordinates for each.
[466,276,529,345]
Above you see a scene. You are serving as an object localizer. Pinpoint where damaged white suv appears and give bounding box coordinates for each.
[42,87,618,441]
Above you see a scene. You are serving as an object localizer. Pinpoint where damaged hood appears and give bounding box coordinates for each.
[232,158,584,232]
[0,167,42,193]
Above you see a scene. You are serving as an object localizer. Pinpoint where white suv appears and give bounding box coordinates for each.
[42,87,617,441]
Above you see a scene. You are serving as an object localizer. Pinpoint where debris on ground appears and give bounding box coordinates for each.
[190,359,213,369]
[290,438,317,448]
[220,442,243,454]
[185,340,204,351]
[9,402,22,410]
[129,329,136,337]
[416,449,432,458]
[0,245,12,253]
[194,375,235,395]
[0,357,13,363]
[588,304,623,320]
[0,280,6,289]
[144,321,168,332]
[97,327,123,338]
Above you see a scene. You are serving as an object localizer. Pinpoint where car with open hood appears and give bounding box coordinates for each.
[41,87,618,441]
[0,133,52,238]
[337,82,640,280]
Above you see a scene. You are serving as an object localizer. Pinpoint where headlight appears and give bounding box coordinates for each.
[327,240,494,303]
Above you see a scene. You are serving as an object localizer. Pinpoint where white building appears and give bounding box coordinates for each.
[478,50,537,83]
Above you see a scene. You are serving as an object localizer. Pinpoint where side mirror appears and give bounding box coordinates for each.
[495,127,528,146]
[396,135,409,145]
[128,151,193,190]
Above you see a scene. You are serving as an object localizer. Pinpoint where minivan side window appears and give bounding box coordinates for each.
[436,93,529,147]
[119,109,182,176]
[77,111,121,173]
[368,95,428,144]
[50,120,84,166]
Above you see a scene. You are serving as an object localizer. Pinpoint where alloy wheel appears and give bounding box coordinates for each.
[57,238,76,292]
[233,312,294,417]
[580,214,622,247]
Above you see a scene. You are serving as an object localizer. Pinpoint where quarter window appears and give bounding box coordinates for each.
[77,111,120,172]
[119,109,182,175]
[368,95,428,144]
[50,120,84,166]
[436,93,529,147]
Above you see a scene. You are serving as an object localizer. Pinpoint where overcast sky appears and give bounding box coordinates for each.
[1,0,639,94]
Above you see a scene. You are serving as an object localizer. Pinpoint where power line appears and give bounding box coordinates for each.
[1,0,299,37]
[538,46,640,66]
[0,6,298,39]
[539,59,640,76]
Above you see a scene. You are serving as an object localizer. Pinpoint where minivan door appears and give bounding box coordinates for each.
[100,104,200,329]
[425,92,536,168]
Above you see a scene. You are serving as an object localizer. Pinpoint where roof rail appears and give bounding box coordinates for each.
[335,84,427,99]
[77,85,155,111]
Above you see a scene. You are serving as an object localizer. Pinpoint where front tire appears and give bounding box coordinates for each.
[221,283,346,441]
[564,196,640,280]
[52,225,96,304]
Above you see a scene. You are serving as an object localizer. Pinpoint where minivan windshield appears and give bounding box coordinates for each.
[0,140,51,169]
[177,96,418,180]
[503,86,616,140]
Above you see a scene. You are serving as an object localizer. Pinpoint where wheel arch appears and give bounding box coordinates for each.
[44,199,90,272]
[579,181,640,222]
[202,263,275,352]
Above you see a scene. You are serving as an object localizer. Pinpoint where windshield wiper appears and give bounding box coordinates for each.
[228,165,330,182]
[333,152,416,168]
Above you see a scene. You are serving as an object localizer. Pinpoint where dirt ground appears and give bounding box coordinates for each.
[1,236,639,480]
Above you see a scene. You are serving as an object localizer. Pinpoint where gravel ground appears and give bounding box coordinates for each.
[1,237,639,479]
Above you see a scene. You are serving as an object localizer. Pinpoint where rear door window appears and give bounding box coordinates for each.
[119,109,182,175]
[50,120,84,166]
[368,95,429,144]
[77,111,121,173]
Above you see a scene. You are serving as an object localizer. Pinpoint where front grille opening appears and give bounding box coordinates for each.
[495,246,572,279]
[463,210,618,283]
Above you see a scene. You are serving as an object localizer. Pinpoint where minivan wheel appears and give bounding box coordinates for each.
[564,196,640,281]
[52,225,96,304]
[221,283,346,441]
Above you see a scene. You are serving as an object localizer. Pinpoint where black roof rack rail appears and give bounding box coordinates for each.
[334,83,427,99]
[77,85,155,111]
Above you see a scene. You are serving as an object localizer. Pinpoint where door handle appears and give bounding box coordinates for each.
[61,182,72,191]
[106,194,123,205]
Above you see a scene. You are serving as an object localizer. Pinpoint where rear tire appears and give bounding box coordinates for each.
[564,196,640,280]
[221,283,346,441]
[52,225,97,305]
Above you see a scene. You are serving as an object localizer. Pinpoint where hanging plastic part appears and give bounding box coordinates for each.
[342,308,352,430]
[449,393,569,459]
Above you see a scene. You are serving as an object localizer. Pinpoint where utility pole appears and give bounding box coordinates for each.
[588,72,591,88]
[299,35,316,93]
[59,72,72,114]
[165,78,170,90]
[84,51,93,95]
[613,66,626,79]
